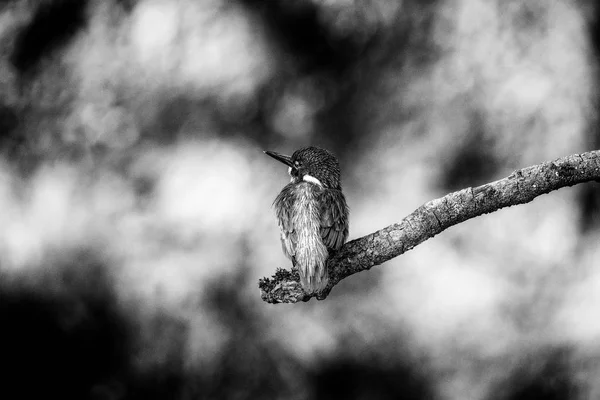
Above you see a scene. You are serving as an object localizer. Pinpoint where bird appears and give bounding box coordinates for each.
[264,146,349,294]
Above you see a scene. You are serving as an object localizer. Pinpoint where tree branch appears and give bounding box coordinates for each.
[258,150,600,304]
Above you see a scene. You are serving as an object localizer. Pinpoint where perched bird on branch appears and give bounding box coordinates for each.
[264,146,349,294]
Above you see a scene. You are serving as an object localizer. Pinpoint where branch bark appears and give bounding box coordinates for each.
[258,150,600,304]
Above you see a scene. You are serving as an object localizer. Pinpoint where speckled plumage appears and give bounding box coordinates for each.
[266,147,349,293]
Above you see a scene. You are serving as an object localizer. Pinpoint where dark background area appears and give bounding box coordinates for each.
[0,0,598,399]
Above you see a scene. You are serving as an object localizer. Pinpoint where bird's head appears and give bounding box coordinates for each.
[264,146,342,189]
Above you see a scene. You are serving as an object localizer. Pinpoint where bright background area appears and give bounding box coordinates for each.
[0,0,599,399]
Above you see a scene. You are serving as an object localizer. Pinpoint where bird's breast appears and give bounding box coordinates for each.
[291,182,321,204]
[274,182,324,244]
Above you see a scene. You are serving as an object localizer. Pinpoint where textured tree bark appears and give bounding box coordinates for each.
[259,150,600,304]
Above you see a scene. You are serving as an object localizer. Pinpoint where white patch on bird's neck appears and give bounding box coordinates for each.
[303,174,323,187]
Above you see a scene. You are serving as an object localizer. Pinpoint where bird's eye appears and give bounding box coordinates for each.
[294,161,301,167]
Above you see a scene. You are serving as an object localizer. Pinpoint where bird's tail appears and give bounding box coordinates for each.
[293,194,330,293]
[299,259,329,293]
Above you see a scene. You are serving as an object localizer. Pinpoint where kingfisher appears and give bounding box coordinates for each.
[264,146,349,294]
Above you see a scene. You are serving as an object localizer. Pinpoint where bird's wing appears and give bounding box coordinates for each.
[320,189,349,251]
[274,185,297,259]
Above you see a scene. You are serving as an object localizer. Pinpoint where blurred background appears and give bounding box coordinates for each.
[0,0,599,398]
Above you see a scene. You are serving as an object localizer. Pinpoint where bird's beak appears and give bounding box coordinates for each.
[264,150,294,167]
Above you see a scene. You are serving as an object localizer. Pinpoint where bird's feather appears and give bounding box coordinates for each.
[274,184,297,259]
[319,189,349,251]
[273,182,349,293]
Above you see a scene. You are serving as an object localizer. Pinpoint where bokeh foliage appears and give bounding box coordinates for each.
[0,0,599,399]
